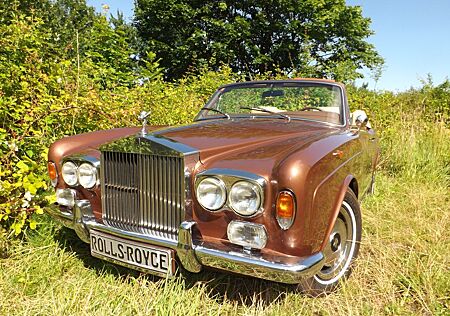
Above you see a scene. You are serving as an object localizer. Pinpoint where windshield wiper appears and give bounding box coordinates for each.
[240,106,291,122]
[200,107,230,119]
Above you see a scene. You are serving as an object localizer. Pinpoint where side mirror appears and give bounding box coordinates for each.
[355,113,368,129]
[352,110,369,130]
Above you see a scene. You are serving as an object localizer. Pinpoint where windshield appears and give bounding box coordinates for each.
[198,82,344,125]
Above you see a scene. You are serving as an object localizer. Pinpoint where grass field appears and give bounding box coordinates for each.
[1,106,449,315]
[0,172,448,315]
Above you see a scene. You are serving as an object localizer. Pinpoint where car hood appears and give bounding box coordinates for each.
[152,119,340,172]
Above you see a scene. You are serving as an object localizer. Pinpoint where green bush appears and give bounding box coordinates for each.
[348,85,450,185]
[0,12,237,238]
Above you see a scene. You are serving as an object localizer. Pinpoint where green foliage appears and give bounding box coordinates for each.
[0,13,57,237]
[347,84,450,185]
[0,2,160,237]
[0,2,236,237]
[134,0,384,80]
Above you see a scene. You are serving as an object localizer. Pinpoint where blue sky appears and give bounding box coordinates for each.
[87,0,450,91]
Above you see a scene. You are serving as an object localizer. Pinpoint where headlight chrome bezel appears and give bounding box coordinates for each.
[195,169,265,218]
[61,157,100,189]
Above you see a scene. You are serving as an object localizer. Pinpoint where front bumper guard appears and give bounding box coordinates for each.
[46,201,325,284]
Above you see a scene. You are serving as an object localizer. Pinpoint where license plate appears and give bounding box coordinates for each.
[90,230,174,276]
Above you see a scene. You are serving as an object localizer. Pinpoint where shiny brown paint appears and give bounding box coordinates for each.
[48,80,378,262]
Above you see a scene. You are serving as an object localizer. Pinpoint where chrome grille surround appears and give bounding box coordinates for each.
[100,135,198,242]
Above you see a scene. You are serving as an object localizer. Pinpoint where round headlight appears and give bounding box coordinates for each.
[229,181,262,216]
[61,161,78,186]
[77,163,97,188]
[196,177,226,211]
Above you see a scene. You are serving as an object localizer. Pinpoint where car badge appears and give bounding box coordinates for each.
[138,110,151,136]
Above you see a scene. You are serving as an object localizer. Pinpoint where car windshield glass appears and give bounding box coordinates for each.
[200,83,343,125]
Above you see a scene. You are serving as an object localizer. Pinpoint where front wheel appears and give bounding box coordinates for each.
[299,188,362,296]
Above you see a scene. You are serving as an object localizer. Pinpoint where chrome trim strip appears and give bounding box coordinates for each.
[142,135,198,156]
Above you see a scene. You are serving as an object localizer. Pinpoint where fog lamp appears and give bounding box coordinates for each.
[227,220,267,249]
[56,188,76,209]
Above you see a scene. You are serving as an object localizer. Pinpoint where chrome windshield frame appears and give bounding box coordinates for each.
[194,80,347,127]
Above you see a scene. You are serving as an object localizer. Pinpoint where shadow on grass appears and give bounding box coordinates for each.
[53,225,296,306]
[179,269,296,306]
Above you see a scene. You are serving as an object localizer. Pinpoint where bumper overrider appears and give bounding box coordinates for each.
[46,201,325,284]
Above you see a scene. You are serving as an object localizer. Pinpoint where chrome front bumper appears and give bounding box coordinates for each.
[46,201,325,284]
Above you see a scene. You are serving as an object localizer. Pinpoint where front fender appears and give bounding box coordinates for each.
[308,148,361,253]
[318,175,355,252]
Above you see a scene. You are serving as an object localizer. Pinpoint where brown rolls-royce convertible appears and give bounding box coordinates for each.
[46,79,379,294]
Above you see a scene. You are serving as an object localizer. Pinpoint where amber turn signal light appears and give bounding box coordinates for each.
[277,191,295,217]
[48,162,58,187]
[276,191,296,230]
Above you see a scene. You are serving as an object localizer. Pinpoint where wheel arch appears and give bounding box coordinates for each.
[319,175,358,252]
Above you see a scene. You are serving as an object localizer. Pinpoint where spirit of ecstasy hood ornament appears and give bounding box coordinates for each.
[138,110,151,136]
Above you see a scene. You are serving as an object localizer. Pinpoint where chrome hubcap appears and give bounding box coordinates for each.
[315,201,356,285]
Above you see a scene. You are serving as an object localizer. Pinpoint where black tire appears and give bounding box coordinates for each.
[298,188,362,296]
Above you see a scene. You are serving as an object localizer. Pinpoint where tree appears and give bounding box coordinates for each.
[0,0,149,88]
[134,0,384,81]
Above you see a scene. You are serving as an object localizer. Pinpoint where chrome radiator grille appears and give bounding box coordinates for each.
[101,151,185,241]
